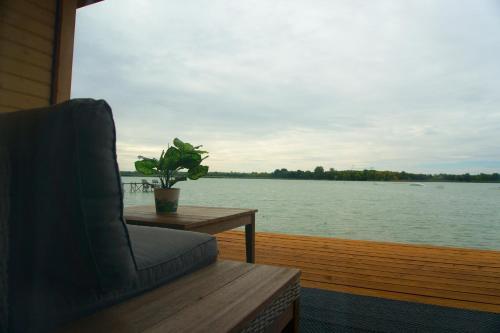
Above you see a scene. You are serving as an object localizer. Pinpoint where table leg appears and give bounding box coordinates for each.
[245,215,255,263]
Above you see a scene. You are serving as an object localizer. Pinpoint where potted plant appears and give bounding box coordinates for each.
[134,138,209,213]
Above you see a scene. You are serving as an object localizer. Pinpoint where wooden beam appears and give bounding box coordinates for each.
[77,0,103,9]
[51,0,77,104]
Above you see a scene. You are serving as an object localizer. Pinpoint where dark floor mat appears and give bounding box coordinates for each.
[300,288,500,333]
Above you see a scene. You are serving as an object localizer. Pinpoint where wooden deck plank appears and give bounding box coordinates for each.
[219,250,500,290]
[251,232,500,261]
[219,241,500,277]
[241,231,500,257]
[219,246,500,285]
[219,234,500,266]
[302,280,500,314]
[220,231,500,267]
[217,231,500,313]
[220,250,500,301]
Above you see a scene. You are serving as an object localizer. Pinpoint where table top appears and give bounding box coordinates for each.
[59,260,300,332]
[124,205,257,230]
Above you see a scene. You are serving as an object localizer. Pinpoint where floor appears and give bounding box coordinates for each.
[217,231,500,313]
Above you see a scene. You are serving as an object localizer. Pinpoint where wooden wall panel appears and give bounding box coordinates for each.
[0,24,53,55]
[0,39,53,69]
[0,0,93,112]
[0,0,56,112]
[1,8,54,40]
[0,90,49,110]
[0,72,51,98]
[2,0,56,27]
[0,105,17,112]
[0,57,51,84]
[27,0,57,13]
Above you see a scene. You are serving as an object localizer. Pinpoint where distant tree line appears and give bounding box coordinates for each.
[121,167,500,183]
[271,167,500,182]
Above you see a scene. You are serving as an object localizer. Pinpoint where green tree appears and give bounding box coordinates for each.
[314,166,325,179]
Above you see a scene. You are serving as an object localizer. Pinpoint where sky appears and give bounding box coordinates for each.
[72,0,500,174]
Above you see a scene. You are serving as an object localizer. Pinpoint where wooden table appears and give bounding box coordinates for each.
[59,261,301,333]
[124,205,257,263]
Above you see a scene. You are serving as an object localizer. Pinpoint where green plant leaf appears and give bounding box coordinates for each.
[140,139,208,183]
[188,165,209,180]
[173,137,184,148]
[192,145,208,154]
[194,149,208,154]
[135,159,158,176]
[180,152,202,169]
[173,137,194,152]
[161,146,181,170]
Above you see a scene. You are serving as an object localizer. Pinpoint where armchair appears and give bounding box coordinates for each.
[0,99,300,333]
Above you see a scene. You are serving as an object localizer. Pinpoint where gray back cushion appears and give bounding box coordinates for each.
[0,125,10,333]
[0,99,137,332]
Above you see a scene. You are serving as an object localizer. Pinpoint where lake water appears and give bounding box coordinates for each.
[122,177,500,250]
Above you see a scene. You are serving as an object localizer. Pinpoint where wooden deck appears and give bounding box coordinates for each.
[217,231,500,314]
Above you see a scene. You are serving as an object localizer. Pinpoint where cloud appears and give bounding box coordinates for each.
[73,0,500,173]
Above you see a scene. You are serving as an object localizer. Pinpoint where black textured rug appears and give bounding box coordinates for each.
[300,288,500,333]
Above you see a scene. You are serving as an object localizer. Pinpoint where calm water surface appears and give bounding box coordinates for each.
[123,177,500,250]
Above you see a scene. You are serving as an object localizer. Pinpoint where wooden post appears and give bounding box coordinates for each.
[51,0,78,104]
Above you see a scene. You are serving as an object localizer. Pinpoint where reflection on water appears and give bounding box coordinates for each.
[123,177,500,250]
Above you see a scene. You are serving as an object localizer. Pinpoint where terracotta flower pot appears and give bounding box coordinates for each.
[154,188,180,213]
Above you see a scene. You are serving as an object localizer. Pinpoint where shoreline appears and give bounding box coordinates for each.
[120,174,500,184]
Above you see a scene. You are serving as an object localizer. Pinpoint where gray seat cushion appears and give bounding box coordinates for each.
[13,226,218,333]
[128,225,218,289]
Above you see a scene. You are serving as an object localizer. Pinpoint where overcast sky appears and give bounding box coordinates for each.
[73,0,500,174]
